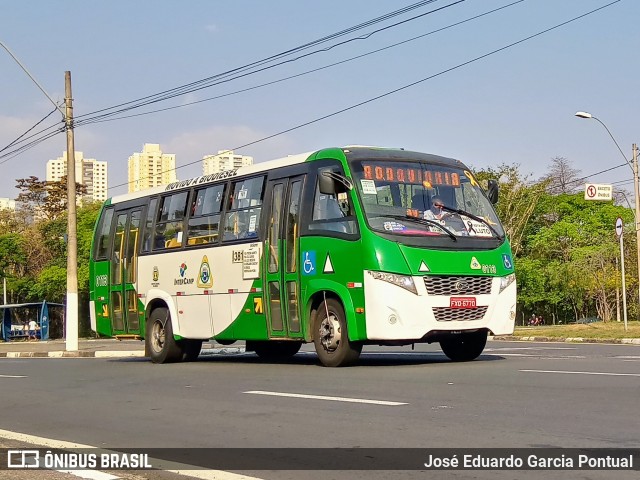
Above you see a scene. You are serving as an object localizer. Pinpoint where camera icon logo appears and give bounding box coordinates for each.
[7,450,40,468]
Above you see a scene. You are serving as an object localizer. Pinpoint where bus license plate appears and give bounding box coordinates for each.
[450,297,476,309]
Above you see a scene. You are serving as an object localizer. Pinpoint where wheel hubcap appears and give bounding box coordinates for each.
[319,313,341,352]
[151,320,165,353]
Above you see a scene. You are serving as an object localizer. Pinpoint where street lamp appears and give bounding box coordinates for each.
[575,111,640,317]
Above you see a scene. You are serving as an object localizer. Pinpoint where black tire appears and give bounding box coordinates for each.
[145,307,183,364]
[313,298,362,367]
[440,330,487,362]
[181,339,203,362]
[251,341,302,361]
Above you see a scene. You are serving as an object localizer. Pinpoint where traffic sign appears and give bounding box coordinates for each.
[615,217,624,237]
[584,183,612,201]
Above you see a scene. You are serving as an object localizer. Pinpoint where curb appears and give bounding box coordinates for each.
[0,347,247,359]
[492,336,640,345]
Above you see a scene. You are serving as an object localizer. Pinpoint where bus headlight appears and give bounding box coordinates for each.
[499,273,516,293]
[368,271,417,295]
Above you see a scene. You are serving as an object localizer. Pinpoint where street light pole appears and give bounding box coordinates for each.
[575,112,640,314]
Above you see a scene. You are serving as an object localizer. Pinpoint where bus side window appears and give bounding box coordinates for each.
[222,176,265,241]
[187,184,225,246]
[141,198,158,253]
[308,176,357,235]
[153,191,188,250]
[94,207,114,260]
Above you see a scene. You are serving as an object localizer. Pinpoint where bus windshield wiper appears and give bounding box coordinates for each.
[375,214,457,242]
[440,206,504,240]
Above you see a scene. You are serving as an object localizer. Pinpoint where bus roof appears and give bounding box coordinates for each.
[106,146,466,206]
[108,150,315,205]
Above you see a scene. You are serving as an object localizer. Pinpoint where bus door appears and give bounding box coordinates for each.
[264,176,305,339]
[110,208,142,335]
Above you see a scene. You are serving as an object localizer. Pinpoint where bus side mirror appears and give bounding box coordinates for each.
[319,169,352,194]
[319,169,337,194]
[487,179,499,204]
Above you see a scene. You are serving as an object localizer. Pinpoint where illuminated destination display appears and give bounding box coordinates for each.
[362,164,462,187]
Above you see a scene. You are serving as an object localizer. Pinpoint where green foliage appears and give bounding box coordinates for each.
[475,158,632,324]
[0,202,99,308]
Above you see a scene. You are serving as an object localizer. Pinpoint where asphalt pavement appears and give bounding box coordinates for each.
[1,333,638,359]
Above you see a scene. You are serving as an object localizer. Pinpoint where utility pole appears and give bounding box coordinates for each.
[1,41,79,350]
[65,71,78,352]
[633,143,640,314]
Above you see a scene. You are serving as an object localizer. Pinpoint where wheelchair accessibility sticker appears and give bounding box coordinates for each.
[302,251,316,275]
[502,254,513,270]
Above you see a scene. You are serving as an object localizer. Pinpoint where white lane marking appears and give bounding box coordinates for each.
[614,356,640,359]
[486,347,576,351]
[521,369,640,377]
[244,390,408,405]
[59,470,119,480]
[0,374,27,378]
[497,353,585,358]
[0,428,264,480]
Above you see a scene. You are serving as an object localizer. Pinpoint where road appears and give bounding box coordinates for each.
[0,340,639,480]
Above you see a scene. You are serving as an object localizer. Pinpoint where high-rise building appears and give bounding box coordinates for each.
[128,143,177,193]
[0,198,16,210]
[46,151,108,202]
[203,150,253,175]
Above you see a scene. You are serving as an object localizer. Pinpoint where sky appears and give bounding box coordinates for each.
[1,0,639,200]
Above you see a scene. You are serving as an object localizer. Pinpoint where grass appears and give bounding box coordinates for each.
[513,321,640,339]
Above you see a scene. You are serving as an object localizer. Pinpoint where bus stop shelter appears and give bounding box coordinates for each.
[1,301,65,342]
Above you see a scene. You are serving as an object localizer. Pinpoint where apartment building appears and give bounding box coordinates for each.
[128,143,177,193]
[0,198,16,210]
[202,150,253,174]
[46,151,108,202]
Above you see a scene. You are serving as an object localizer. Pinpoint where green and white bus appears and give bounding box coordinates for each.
[90,146,516,367]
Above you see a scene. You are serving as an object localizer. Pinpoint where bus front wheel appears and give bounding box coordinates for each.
[313,298,362,367]
[439,330,487,362]
[146,307,183,364]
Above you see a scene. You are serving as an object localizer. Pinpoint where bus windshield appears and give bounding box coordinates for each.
[351,160,505,240]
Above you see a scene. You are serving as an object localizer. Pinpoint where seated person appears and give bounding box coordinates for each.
[423,195,448,221]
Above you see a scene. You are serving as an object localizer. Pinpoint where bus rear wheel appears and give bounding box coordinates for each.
[439,330,487,362]
[146,307,183,364]
[313,298,362,367]
[251,341,302,361]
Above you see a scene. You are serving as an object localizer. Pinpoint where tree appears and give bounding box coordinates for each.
[474,163,548,257]
[541,157,585,195]
[15,175,87,221]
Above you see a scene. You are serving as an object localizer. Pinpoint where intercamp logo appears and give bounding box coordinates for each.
[7,450,40,468]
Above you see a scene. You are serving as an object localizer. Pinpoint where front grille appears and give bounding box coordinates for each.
[433,306,488,322]
[424,276,492,296]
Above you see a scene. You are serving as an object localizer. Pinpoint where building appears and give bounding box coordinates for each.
[203,150,253,175]
[0,198,16,210]
[128,143,177,193]
[46,151,108,202]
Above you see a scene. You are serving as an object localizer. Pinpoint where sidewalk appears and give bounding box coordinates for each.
[0,338,246,358]
[493,335,640,345]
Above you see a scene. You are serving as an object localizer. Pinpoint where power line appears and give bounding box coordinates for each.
[74,0,447,122]
[0,127,65,165]
[0,107,61,155]
[109,0,621,191]
[77,0,525,127]
[1,0,497,162]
